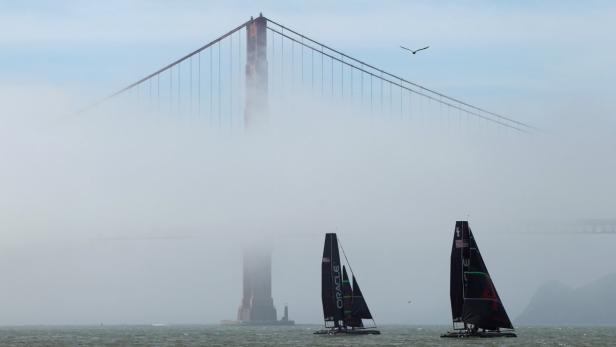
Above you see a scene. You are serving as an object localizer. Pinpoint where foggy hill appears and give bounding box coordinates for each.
[517,273,616,326]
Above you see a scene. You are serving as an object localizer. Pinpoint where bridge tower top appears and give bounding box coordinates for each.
[245,14,268,129]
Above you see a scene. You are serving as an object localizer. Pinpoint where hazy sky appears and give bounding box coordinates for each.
[1,1,615,325]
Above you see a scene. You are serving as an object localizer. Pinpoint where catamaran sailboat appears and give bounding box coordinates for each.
[442,221,516,338]
[314,233,380,335]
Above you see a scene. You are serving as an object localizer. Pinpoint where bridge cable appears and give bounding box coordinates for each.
[266,17,534,131]
[267,26,528,133]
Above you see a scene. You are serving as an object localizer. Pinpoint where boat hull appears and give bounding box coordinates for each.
[441,330,516,338]
[314,328,381,335]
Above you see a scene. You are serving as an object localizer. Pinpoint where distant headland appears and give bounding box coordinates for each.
[517,273,616,326]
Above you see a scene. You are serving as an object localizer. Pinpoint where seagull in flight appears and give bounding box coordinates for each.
[401,45,430,55]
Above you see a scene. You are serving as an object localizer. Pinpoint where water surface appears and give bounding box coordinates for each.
[0,325,613,346]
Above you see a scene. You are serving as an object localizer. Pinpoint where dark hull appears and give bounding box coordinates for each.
[314,328,380,335]
[441,330,516,338]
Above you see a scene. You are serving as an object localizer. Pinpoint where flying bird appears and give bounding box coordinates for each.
[401,45,430,55]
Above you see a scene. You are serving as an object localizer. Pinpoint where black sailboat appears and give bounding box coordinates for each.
[314,233,380,335]
[442,221,516,338]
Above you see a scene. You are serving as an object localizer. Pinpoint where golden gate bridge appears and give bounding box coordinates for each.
[87,14,533,133]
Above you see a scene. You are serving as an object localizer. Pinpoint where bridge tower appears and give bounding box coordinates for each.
[236,14,281,324]
[237,246,277,322]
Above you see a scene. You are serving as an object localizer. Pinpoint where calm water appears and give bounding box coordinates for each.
[0,325,614,346]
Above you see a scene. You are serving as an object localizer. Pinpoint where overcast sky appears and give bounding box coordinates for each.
[1,1,615,325]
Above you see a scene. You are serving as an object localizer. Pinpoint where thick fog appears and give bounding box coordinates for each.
[1,1,615,326]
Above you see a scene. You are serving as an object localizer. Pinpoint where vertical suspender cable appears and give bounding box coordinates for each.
[210,47,213,117]
[239,29,242,123]
[268,31,277,95]
[380,72,383,112]
[190,58,193,116]
[341,55,344,98]
[361,63,364,106]
[350,64,353,103]
[218,41,221,124]
[400,79,403,118]
[311,49,314,94]
[331,56,334,97]
[389,82,392,114]
[321,46,324,96]
[409,90,414,119]
[149,77,152,115]
[198,52,201,117]
[281,28,284,94]
[230,34,233,125]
